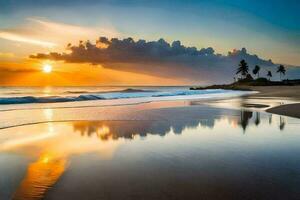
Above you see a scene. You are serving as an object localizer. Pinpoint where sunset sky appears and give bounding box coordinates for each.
[0,0,299,86]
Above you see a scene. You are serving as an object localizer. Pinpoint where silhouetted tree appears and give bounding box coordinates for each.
[267,71,272,81]
[277,65,286,80]
[236,59,249,79]
[252,65,260,78]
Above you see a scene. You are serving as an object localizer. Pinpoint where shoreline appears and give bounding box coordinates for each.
[191,85,300,119]
[243,86,300,118]
[0,86,300,130]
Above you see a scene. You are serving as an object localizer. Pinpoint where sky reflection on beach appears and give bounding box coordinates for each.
[0,108,300,200]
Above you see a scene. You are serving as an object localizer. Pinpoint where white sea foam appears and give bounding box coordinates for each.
[0,89,251,105]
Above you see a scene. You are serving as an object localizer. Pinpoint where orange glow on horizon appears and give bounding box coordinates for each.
[0,60,184,86]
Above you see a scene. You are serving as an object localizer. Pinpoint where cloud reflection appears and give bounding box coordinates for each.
[0,109,289,199]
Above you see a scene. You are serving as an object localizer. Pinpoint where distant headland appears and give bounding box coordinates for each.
[191,59,300,91]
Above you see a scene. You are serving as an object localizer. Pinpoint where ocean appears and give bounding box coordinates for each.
[0,86,250,105]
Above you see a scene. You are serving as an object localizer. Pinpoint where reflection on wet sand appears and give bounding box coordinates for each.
[72,119,221,140]
[279,116,286,130]
[239,110,253,132]
[13,154,66,200]
[0,107,294,200]
[46,112,300,200]
[0,123,123,200]
[255,112,260,126]
[72,110,281,141]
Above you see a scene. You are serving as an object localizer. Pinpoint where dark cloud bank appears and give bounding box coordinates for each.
[30,37,297,84]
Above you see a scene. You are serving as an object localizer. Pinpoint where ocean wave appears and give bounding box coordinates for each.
[0,89,239,105]
[0,95,105,104]
[65,88,155,94]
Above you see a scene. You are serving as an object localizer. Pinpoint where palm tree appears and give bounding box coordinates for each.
[276,65,286,80]
[236,59,249,79]
[267,71,272,81]
[252,65,260,78]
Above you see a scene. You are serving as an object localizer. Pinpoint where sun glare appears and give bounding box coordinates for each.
[43,64,52,73]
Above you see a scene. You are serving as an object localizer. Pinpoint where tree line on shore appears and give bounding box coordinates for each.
[190,59,291,90]
[235,59,286,82]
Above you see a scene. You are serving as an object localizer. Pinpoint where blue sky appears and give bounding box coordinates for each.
[0,0,299,66]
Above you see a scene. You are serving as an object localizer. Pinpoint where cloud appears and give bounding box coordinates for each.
[29,37,278,83]
[27,18,119,38]
[29,37,274,66]
[0,18,119,48]
[0,32,57,47]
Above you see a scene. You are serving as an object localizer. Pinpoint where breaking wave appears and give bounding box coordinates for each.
[0,89,248,105]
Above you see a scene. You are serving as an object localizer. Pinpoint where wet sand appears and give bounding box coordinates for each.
[1,91,300,199]
[267,104,300,119]
[1,106,300,200]
[246,85,300,99]
[246,86,300,118]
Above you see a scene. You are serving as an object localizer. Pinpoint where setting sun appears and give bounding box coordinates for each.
[43,64,52,73]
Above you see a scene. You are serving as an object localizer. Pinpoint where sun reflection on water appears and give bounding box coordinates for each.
[43,109,53,121]
[13,153,67,200]
[0,122,124,200]
[42,87,53,97]
[0,109,297,200]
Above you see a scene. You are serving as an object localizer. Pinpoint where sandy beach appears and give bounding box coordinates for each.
[245,86,300,118]
[246,86,300,99]
[1,87,300,200]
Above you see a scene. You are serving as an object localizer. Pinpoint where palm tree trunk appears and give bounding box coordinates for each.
[280,73,282,81]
